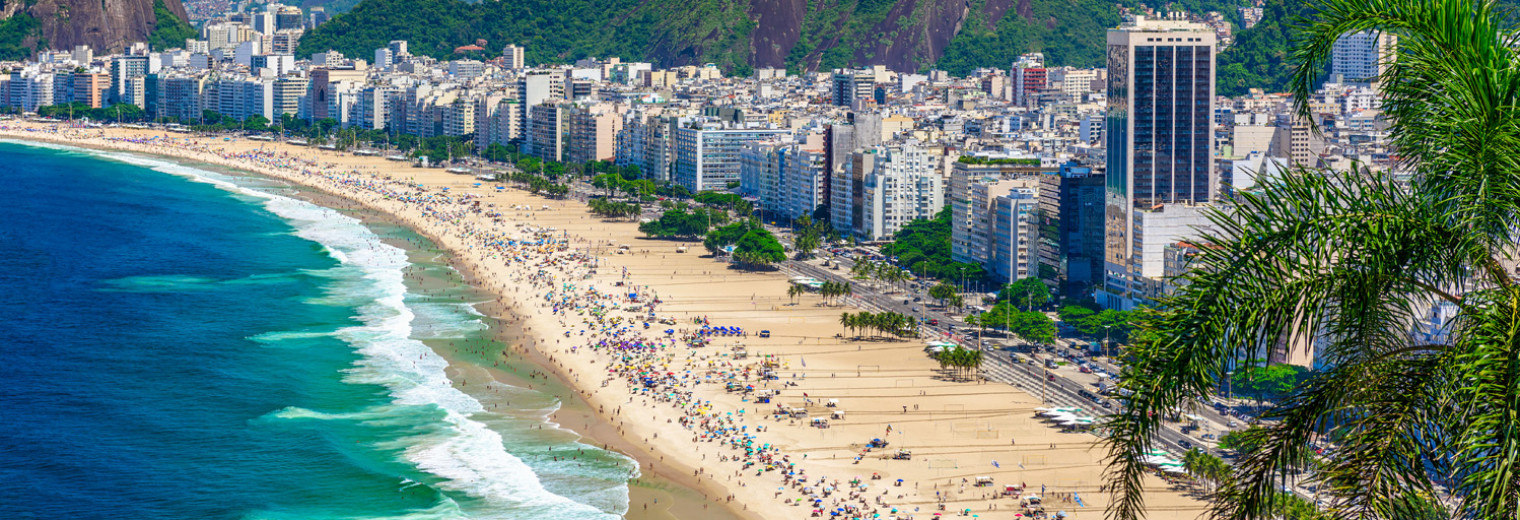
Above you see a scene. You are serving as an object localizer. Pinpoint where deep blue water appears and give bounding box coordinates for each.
[0,142,631,520]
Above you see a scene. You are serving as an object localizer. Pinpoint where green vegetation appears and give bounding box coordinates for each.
[818,280,854,305]
[1058,305,1134,344]
[933,0,1124,73]
[0,11,41,61]
[932,346,983,380]
[639,205,728,238]
[841,310,919,339]
[702,219,761,255]
[974,303,1057,345]
[301,0,1270,82]
[586,198,641,219]
[1216,425,1267,456]
[955,156,1040,166]
[35,102,147,122]
[731,228,786,268]
[879,206,988,283]
[1214,0,1312,96]
[147,0,196,52]
[1107,1,1520,518]
[1232,361,1310,404]
[998,277,1051,311]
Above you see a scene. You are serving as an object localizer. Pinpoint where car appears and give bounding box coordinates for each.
[912,307,920,313]
[913,296,922,302]
[927,319,939,326]
[1178,440,1194,450]
[903,299,911,305]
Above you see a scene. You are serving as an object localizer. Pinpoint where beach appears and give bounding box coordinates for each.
[0,120,1207,520]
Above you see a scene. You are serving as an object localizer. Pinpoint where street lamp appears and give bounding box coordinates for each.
[1102,324,1115,361]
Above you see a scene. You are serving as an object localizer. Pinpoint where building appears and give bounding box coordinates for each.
[1102,15,1218,308]
[991,188,1040,282]
[448,60,485,80]
[1037,161,1106,297]
[1011,53,1046,107]
[831,69,876,107]
[1331,31,1396,84]
[949,156,1053,265]
[617,109,679,182]
[502,44,525,70]
[374,48,393,70]
[110,55,150,105]
[309,67,367,120]
[520,70,567,106]
[833,142,945,241]
[72,73,110,108]
[565,103,623,163]
[526,102,566,162]
[155,74,206,121]
[673,125,792,192]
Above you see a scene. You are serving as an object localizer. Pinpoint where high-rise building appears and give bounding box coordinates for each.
[565,103,623,163]
[1011,53,1046,107]
[72,73,110,108]
[832,142,945,241]
[526,102,566,162]
[831,70,876,107]
[502,44,525,70]
[309,7,329,28]
[673,125,792,192]
[109,55,149,106]
[991,188,1040,282]
[374,48,394,71]
[1037,161,1106,297]
[949,157,1053,266]
[388,40,409,59]
[1331,31,1396,84]
[1102,15,1218,308]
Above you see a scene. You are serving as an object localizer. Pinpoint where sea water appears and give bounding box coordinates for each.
[0,141,635,519]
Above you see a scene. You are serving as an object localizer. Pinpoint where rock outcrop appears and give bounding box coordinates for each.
[0,0,190,54]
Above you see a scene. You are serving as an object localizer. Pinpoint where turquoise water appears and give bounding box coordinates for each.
[0,141,635,520]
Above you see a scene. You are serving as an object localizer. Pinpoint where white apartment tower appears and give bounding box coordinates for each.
[1331,31,1396,84]
[502,44,526,70]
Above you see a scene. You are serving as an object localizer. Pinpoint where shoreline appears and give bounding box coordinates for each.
[1,130,752,520]
[0,122,1208,520]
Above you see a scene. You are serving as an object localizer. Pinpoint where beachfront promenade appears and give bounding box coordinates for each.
[0,121,1208,520]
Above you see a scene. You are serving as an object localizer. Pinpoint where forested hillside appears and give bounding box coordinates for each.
[297,0,1258,76]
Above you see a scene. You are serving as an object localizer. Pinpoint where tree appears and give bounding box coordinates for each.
[1009,311,1057,346]
[929,282,958,306]
[732,229,786,268]
[1106,1,1520,518]
[1234,362,1311,405]
[999,277,1051,311]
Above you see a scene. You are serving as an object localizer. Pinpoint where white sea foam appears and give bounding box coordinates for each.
[46,144,625,520]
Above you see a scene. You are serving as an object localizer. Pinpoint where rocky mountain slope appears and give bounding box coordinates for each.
[0,0,191,58]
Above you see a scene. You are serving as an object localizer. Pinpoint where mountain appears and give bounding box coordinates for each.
[0,0,193,59]
[297,0,1253,75]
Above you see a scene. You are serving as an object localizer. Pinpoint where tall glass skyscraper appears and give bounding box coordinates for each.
[1101,15,1216,308]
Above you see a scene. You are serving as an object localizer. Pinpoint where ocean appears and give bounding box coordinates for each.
[0,141,637,520]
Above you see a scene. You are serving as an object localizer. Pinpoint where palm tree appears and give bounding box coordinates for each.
[839,312,853,337]
[1106,1,1520,519]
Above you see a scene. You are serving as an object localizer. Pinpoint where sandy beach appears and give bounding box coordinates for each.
[0,121,1207,520]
